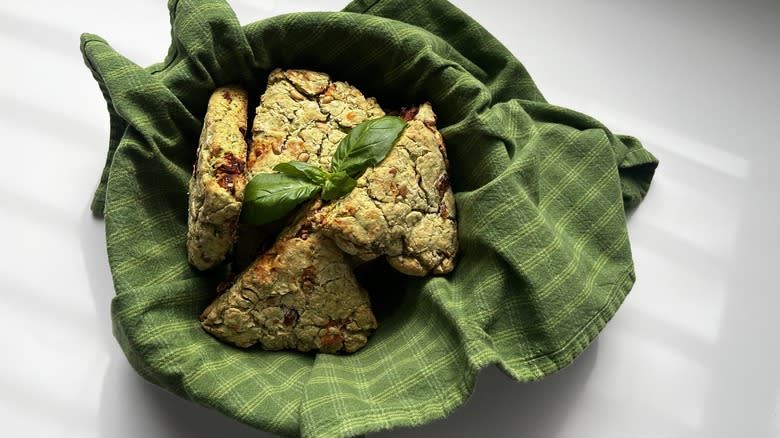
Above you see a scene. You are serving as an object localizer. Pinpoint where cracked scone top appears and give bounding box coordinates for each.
[248,68,385,175]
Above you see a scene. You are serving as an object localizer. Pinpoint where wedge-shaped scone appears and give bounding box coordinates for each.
[234,68,386,272]
[200,203,378,354]
[248,68,385,175]
[187,86,249,270]
[313,103,458,276]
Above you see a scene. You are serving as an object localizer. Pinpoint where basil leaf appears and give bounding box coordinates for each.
[274,161,328,185]
[331,116,406,177]
[321,171,357,201]
[241,117,405,221]
[240,173,321,225]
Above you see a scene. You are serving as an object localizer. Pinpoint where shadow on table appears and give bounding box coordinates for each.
[98,359,274,438]
[78,207,272,438]
[93,344,597,438]
[373,342,599,437]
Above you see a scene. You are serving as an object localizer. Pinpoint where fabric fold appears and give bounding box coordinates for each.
[80,33,199,216]
[80,34,130,216]
[163,0,259,110]
[81,0,257,214]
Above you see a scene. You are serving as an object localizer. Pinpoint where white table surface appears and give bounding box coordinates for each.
[2,0,779,437]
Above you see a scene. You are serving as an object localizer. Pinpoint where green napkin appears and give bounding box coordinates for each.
[81,0,658,437]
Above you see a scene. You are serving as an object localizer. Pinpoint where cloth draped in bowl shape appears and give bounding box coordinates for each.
[80,0,658,437]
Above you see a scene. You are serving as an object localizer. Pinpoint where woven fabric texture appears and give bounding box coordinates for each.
[81,0,658,436]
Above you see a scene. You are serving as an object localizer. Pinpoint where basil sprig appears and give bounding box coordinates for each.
[240,173,321,225]
[241,116,406,225]
[330,116,407,177]
[272,161,328,185]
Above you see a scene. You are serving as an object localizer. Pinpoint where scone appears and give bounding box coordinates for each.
[313,103,458,276]
[199,202,378,354]
[187,85,249,270]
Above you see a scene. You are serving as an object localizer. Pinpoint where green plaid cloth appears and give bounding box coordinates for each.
[81,0,658,436]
